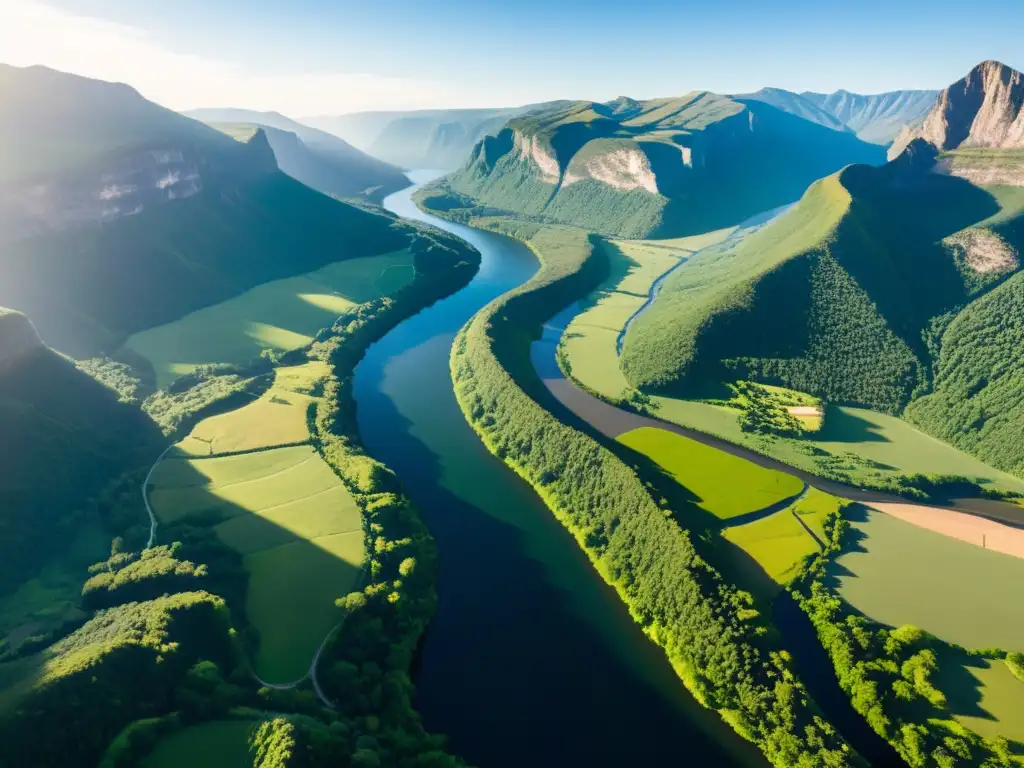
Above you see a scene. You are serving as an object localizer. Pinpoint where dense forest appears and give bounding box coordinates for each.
[444,218,859,767]
[621,158,1022,416]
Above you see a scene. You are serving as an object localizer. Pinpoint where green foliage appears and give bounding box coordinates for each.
[1005,652,1024,683]
[252,718,300,768]
[446,222,857,766]
[82,543,208,609]
[0,592,235,767]
[438,94,884,238]
[0,338,162,595]
[623,161,1023,420]
[906,270,1024,477]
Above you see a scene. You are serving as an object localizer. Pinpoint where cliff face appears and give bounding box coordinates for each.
[890,61,1024,158]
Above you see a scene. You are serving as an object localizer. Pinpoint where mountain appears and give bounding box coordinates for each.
[426,93,886,238]
[800,88,939,145]
[0,308,161,596]
[0,66,414,356]
[733,88,851,133]
[889,60,1024,159]
[621,80,1024,475]
[304,103,571,170]
[183,107,407,199]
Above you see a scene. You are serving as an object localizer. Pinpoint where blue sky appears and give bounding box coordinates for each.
[2,0,1022,115]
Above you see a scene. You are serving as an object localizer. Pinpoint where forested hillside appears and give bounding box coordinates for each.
[621,142,1023,416]
[434,92,884,238]
[0,310,162,596]
[0,66,421,357]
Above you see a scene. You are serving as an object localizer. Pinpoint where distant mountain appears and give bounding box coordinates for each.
[0,66,413,356]
[733,88,850,133]
[426,93,885,238]
[304,103,571,170]
[801,88,938,145]
[889,60,1024,159]
[184,107,407,199]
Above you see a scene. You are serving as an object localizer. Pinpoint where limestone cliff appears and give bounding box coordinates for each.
[889,61,1024,158]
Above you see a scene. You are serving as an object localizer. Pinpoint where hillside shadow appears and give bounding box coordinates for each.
[815,406,891,444]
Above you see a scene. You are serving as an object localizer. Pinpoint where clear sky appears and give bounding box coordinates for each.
[2,0,1022,117]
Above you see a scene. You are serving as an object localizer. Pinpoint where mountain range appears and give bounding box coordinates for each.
[422,91,886,238]
[0,66,415,357]
[622,60,1024,475]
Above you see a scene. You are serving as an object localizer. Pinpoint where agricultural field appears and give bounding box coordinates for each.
[828,507,1024,652]
[149,360,364,683]
[559,230,732,401]
[175,362,329,456]
[722,509,820,586]
[616,426,804,520]
[140,719,256,768]
[720,488,840,587]
[126,250,415,389]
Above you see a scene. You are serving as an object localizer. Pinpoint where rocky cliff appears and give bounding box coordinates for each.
[889,61,1024,158]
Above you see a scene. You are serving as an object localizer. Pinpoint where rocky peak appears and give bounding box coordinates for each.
[918,60,1024,151]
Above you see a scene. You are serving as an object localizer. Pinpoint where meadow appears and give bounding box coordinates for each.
[126,250,414,389]
[616,426,804,520]
[175,362,329,456]
[140,719,255,768]
[828,507,1024,652]
[149,360,365,683]
[722,509,820,586]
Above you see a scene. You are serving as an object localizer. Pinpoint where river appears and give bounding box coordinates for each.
[352,171,766,767]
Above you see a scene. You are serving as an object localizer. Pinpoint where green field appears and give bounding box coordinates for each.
[151,427,363,682]
[126,251,414,389]
[141,720,255,768]
[176,362,329,456]
[941,655,1024,752]
[560,231,732,400]
[722,509,821,585]
[829,508,1024,652]
[617,426,804,519]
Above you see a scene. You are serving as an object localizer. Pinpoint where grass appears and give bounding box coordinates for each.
[722,509,821,585]
[126,250,414,389]
[560,230,732,400]
[941,656,1024,751]
[151,447,363,682]
[175,362,329,456]
[245,532,364,683]
[791,488,841,543]
[828,507,1024,651]
[617,426,803,519]
[140,719,256,768]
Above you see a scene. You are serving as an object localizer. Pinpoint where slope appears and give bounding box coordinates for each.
[621,140,1017,414]
[429,92,885,239]
[0,309,162,598]
[185,107,407,199]
[801,88,938,145]
[0,66,415,357]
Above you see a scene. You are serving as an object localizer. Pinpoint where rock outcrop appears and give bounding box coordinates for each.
[889,61,1024,158]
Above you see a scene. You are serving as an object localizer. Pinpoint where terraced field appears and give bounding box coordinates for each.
[148,363,364,683]
[127,250,415,388]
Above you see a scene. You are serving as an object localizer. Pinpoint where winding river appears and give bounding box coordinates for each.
[352,171,766,767]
